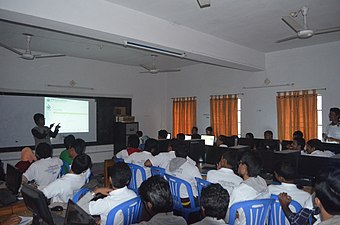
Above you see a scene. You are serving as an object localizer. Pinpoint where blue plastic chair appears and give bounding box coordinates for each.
[165,174,200,222]
[229,198,274,225]
[269,194,312,225]
[127,163,147,194]
[72,187,90,203]
[195,177,212,201]
[115,158,124,163]
[150,166,165,177]
[106,197,141,225]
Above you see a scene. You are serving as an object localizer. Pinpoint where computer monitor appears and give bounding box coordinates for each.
[21,183,54,225]
[186,139,206,163]
[184,135,192,141]
[6,164,22,195]
[166,133,171,139]
[201,134,215,146]
[64,199,96,225]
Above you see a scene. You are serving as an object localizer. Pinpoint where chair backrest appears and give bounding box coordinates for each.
[229,198,274,225]
[165,173,196,209]
[127,163,147,194]
[115,158,124,163]
[72,187,90,203]
[269,194,303,225]
[106,197,141,225]
[150,166,165,177]
[195,177,211,200]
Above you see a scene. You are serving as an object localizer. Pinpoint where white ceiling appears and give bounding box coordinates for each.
[0,0,339,69]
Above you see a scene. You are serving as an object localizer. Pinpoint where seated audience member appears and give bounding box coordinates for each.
[304,139,335,157]
[323,107,340,143]
[15,147,37,173]
[59,134,75,174]
[293,130,304,139]
[68,138,87,159]
[116,134,141,160]
[42,154,92,203]
[269,161,313,213]
[289,137,306,151]
[216,135,228,148]
[228,151,269,225]
[205,126,213,135]
[264,130,273,140]
[158,129,168,140]
[279,169,340,225]
[245,132,254,139]
[165,140,202,201]
[206,151,242,194]
[177,133,185,141]
[78,162,137,225]
[192,183,230,225]
[191,126,201,140]
[133,176,187,225]
[22,143,63,188]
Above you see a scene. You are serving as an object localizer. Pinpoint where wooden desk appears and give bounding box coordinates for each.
[103,159,114,187]
[0,200,31,218]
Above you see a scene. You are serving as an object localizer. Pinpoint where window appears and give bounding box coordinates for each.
[317,95,322,140]
[172,97,197,136]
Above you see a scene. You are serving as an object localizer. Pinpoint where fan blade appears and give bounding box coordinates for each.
[0,41,23,56]
[276,35,298,43]
[282,16,303,32]
[157,69,181,73]
[35,54,65,59]
[140,64,151,71]
[314,26,340,35]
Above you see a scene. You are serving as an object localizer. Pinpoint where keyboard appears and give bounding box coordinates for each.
[0,189,17,205]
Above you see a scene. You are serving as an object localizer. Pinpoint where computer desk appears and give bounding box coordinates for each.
[0,200,31,218]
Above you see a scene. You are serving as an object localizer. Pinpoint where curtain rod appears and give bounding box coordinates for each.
[243,83,294,89]
[277,87,326,94]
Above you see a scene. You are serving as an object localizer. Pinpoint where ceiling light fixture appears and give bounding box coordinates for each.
[124,41,186,58]
[197,0,211,8]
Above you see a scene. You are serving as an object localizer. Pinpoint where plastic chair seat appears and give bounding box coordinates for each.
[127,163,147,194]
[106,197,141,225]
[72,187,90,203]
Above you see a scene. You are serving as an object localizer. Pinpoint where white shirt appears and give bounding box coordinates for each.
[206,168,243,194]
[23,157,63,188]
[310,150,335,157]
[166,158,202,198]
[125,151,153,186]
[115,149,129,161]
[133,212,187,225]
[325,123,340,141]
[192,217,227,225]
[150,151,176,168]
[42,173,86,203]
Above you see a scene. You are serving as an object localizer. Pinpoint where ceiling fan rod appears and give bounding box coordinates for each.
[124,41,186,58]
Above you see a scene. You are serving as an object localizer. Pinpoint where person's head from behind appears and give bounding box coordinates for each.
[264,130,273,140]
[35,143,53,159]
[306,139,324,154]
[293,130,303,139]
[136,130,143,138]
[68,138,86,159]
[329,107,340,124]
[191,127,198,135]
[172,139,188,158]
[238,151,262,179]
[138,176,173,215]
[127,134,140,148]
[274,161,296,183]
[220,151,239,173]
[63,134,75,149]
[205,126,213,135]
[144,138,158,156]
[200,183,230,220]
[216,135,228,147]
[71,154,92,174]
[315,169,340,217]
[245,132,254,139]
[108,162,131,189]
[158,129,168,140]
[33,113,45,126]
[291,137,305,150]
[176,133,185,141]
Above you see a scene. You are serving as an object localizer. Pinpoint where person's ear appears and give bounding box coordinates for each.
[315,197,321,208]
[200,206,206,217]
[146,202,153,210]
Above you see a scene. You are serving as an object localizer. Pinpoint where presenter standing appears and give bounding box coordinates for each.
[31,113,60,149]
[323,107,340,143]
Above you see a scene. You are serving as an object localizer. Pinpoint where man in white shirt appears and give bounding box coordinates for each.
[206,151,242,194]
[22,143,62,189]
[192,183,229,225]
[304,139,335,157]
[78,162,137,225]
[323,107,340,143]
[43,154,92,203]
[228,151,270,225]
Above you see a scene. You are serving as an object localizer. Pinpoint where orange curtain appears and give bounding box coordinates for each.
[277,90,317,141]
[172,97,197,136]
[210,95,238,137]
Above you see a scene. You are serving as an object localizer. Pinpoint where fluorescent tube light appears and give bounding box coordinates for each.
[124,41,186,58]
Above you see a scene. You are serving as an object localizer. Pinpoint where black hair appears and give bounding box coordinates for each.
[218,135,228,145]
[136,131,143,138]
[192,127,198,133]
[70,138,86,155]
[158,130,168,139]
[293,137,305,150]
[274,161,296,181]
[222,151,239,173]
[71,154,92,174]
[138,176,173,213]
[127,134,140,148]
[307,139,324,151]
[293,130,303,139]
[171,140,188,158]
[64,135,75,149]
[35,143,53,159]
[200,183,230,219]
[144,138,158,156]
[240,151,262,177]
[245,133,254,139]
[205,126,213,133]
[176,133,185,141]
[33,113,44,125]
[264,130,273,136]
[108,162,132,189]
[315,169,340,215]
[330,107,340,116]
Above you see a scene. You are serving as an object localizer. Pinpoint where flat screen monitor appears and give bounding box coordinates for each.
[64,199,96,225]
[201,135,215,146]
[21,184,54,225]
[6,164,22,195]
[186,139,206,163]
[185,135,192,141]
[166,133,171,139]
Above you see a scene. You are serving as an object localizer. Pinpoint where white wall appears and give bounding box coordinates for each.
[165,41,340,139]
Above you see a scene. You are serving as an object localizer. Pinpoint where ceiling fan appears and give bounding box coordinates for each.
[276,6,340,43]
[140,55,181,74]
[0,33,65,60]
